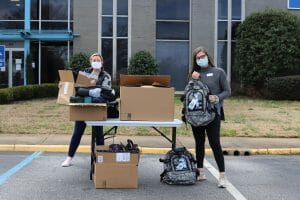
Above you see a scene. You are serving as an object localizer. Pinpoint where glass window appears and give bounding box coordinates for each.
[0,21,24,29]
[102,0,113,15]
[31,0,39,20]
[42,0,68,20]
[117,17,128,37]
[117,0,128,15]
[217,42,227,73]
[102,17,113,37]
[41,22,68,30]
[218,21,227,40]
[218,0,228,20]
[117,39,128,75]
[232,0,241,20]
[41,42,68,83]
[156,41,189,90]
[0,0,24,20]
[31,22,39,30]
[231,21,240,40]
[102,39,113,76]
[157,0,189,20]
[157,22,189,40]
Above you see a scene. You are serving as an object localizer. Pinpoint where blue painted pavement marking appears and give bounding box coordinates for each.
[0,151,43,185]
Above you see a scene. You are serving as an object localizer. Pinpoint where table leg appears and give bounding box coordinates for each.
[90,126,97,180]
[172,127,176,149]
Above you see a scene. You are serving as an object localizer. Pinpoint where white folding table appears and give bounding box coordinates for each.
[85,119,183,179]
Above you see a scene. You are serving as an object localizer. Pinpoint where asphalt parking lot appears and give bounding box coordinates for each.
[0,152,299,200]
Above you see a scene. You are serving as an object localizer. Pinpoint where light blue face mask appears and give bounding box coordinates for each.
[196,57,209,68]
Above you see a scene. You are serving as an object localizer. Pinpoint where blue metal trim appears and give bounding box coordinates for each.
[0,31,78,41]
[24,0,31,85]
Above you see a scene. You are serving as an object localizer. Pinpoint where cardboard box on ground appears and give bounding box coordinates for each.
[119,75,175,121]
[57,70,107,121]
[94,145,140,189]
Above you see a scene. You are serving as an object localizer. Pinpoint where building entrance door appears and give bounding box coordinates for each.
[1,48,24,88]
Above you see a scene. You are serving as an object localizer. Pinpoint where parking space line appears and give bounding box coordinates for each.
[204,159,247,200]
[0,151,43,185]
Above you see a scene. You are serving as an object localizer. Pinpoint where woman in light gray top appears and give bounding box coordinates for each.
[190,46,231,188]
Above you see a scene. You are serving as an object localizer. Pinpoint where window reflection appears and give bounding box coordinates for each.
[156,41,189,90]
[103,0,113,15]
[218,0,228,20]
[231,21,240,40]
[31,0,39,20]
[0,21,24,29]
[102,17,113,37]
[117,0,128,15]
[0,0,24,20]
[102,39,113,76]
[232,0,241,20]
[157,22,189,40]
[218,21,227,40]
[157,0,189,20]
[41,42,69,83]
[117,17,128,37]
[117,39,128,75]
[42,0,68,20]
[217,42,227,73]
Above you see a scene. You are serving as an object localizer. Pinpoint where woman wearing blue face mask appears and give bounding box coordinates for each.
[61,53,112,167]
[189,47,231,188]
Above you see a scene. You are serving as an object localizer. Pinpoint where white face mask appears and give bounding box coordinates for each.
[91,61,102,69]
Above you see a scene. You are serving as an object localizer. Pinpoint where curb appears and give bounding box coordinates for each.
[0,145,300,155]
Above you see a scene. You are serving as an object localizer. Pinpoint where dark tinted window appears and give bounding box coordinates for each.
[157,0,189,20]
[117,0,128,15]
[103,0,113,15]
[232,0,241,20]
[0,0,24,20]
[102,17,113,37]
[157,22,189,40]
[42,0,68,20]
[218,0,228,20]
[117,17,128,37]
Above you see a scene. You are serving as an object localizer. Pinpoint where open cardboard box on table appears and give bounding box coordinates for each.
[119,75,174,121]
[93,145,140,189]
[57,70,107,121]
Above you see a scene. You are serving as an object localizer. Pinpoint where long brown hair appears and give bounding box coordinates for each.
[189,46,215,78]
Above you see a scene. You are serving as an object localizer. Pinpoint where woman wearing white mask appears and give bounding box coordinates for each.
[61,53,112,167]
[189,47,231,188]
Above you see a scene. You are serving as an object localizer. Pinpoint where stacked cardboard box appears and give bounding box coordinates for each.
[93,145,140,188]
[119,75,174,121]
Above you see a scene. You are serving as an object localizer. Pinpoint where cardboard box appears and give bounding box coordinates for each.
[57,70,96,105]
[57,70,75,105]
[94,163,138,189]
[119,75,174,121]
[69,103,107,121]
[93,145,140,189]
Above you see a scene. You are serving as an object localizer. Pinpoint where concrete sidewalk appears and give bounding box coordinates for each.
[0,134,300,155]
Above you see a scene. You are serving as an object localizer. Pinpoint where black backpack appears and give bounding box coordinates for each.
[159,147,198,185]
[182,79,215,127]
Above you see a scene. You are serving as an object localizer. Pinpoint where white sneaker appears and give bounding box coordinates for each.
[197,168,207,181]
[61,157,72,167]
[218,173,227,188]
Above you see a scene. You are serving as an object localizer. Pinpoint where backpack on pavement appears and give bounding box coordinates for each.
[182,79,215,127]
[159,147,198,185]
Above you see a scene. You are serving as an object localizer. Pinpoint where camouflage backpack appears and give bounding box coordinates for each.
[182,79,215,127]
[159,147,198,185]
